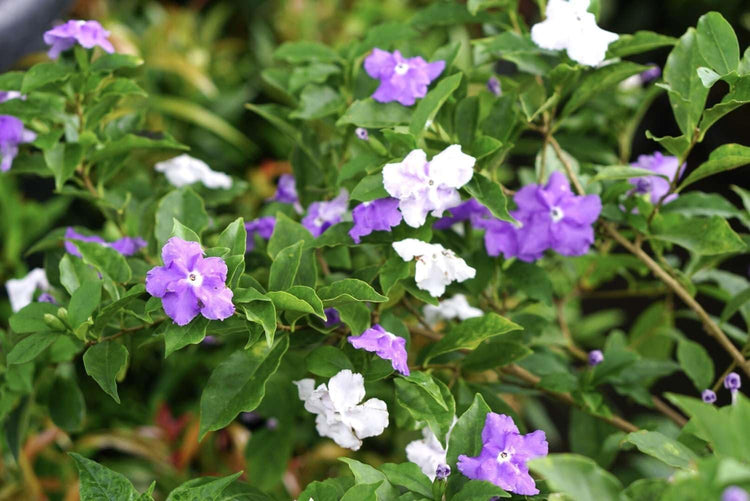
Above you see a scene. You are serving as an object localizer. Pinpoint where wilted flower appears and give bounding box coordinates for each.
[302,189,349,237]
[530,0,618,67]
[458,413,548,495]
[43,20,115,59]
[629,152,685,205]
[364,48,445,106]
[295,369,388,451]
[355,127,369,140]
[0,91,25,103]
[349,198,403,243]
[146,237,235,326]
[393,239,476,297]
[588,349,604,366]
[348,324,409,375]
[487,76,502,96]
[383,146,476,228]
[5,268,50,312]
[701,389,717,404]
[154,154,232,189]
[423,294,483,326]
[0,115,36,172]
[65,227,146,257]
[723,486,750,501]
[245,216,275,252]
[406,427,448,481]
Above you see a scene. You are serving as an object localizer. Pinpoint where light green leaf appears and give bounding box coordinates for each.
[677,338,714,391]
[274,41,340,63]
[340,482,380,501]
[268,241,303,291]
[68,280,102,328]
[8,332,62,365]
[154,188,209,245]
[70,453,141,501]
[90,54,144,72]
[699,75,750,140]
[242,301,277,346]
[379,463,432,498]
[171,218,201,243]
[337,98,412,128]
[83,342,129,403]
[394,376,455,444]
[424,313,522,363]
[44,142,84,190]
[451,480,510,500]
[317,278,388,306]
[338,458,399,501]
[305,346,354,377]
[287,285,326,319]
[696,12,740,76]
[529,454,622,501]
[679,144,750,190]
[290,85,344,120]
[626,430,698,469]
[461,341,532,371]
[350,173,389,202]
[165,473,242,501]
[696,66,721,88]
[409,72,462,137]
[265,290,315,315]
[217,217,247,256]
[9,302,60,334]
[720,287,750,324]
[446,393,491,467]
[74,240,132,283]
[463,174,513,222]
[21,62,72,92]
[649,214,746,255]
[88,133,188,163]
[562,62,647,117]
[662,29,710,136]
[592,165,670,182]
[607,31,677,58]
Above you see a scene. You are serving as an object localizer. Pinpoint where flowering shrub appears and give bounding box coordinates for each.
[2,1,750,499]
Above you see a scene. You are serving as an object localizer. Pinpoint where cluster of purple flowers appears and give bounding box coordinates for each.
[65,227,146,257]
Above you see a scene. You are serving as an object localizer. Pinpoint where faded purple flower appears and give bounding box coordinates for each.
[435,464,451,480]
[64,227,146,257]
[588,349,604,366]
[723,486,750,501]
[44,20,115,60]
[145,237,235,326]
[629,152,685,205]
[487,76,502,96]
[0,115,36,172]
[0,91,25,103]
[364,48,445,106]
[245,216,275,252]
[355,127,369,140]
[348,324,409,376]
[701,389,717,404]
[434,199,491,230]
[458,413,548,495]
[349,198,403,243]
[324,307,340,327]
[302,189,349,237]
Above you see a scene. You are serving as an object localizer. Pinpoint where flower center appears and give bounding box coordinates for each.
[550,206,564,223]
[394,62,410,75]
[428,179,435,186]
[496,450,512,463]
[314,217,324,226]
[187,271,203,287]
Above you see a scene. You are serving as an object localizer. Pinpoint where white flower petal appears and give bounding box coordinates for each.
[427,145,475,189]
[406,428,446,480]
[5,268,50,312]
[399,196,430,228]
[294,379,315,401]
[423,294,484,325]
[393,240,476,298]
[392,238,434,261]
[382,149,427,199]
[154,154,232,189]
[327,369,366,411]
[344,398,389,439]
[315,414,362,450]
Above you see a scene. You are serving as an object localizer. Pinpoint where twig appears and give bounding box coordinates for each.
[713,361,737,392]
[548,136,585,195]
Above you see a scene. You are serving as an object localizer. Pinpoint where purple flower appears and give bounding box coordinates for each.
[349,198,403,243]
[348,324,409,376]
[0,91,25,103]
[145,237,235,326]
[201,335,219,346]
[270,174,298,204]
[302,189,349,237]
[43,20,115,60]
[245,216,275,252]
[0,115,36,172]
[435,464,451,480]
[588,349,604,366]
[701,389,717,404]
[324,307,340,327]
[725,372,741,391]
[723,486,750,501]
[457,413,548,495]
[433,199,491,230]
[38,292,56,304]
[64,227,146,257]
[640,65,661,83]
[629,152,685,205]
[487,76,502,96]
[364,48,445,106]
[355,127,369,140]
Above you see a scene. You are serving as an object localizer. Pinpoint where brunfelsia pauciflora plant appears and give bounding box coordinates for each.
[2,1,750,499]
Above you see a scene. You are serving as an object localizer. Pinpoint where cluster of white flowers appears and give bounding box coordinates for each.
[5,268,50,312]
[154,154,233,189]
[393,239,476,297]
[423,294,483,326]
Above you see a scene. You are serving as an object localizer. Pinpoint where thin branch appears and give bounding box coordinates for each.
[548,136,585,195]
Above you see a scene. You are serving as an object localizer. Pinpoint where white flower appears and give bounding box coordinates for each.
[295,369,388,451]
[383,145,475,228]
[406,427,447,480]
[392,239,476,297]
[5,268,50,312]
[154,154,232,189]
[423,294,483,326]
[530,0,618,67]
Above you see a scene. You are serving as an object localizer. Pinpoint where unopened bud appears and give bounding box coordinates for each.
[43,313,66,331]
[435,463,451,480]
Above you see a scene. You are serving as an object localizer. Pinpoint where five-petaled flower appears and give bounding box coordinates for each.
[348,324,409,375]
[383,145,476,228]
[530,0,618,67]
[154,154,232,189]
[349,198,403,243]
[629,152,685,205]
[43,20,115,59]
[458,413,548,495]
[295,369,388,451]
[0,115,36,172]
[146,237,235,326]
[302,189,349,237]
[364,48,445,106]
[393,239,476,297]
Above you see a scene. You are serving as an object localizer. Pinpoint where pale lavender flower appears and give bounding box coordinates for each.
[349,198,402,243]
[145,237,235,326]
[725,372,741,405]
[629,152,685,205]
[324,307,340,327]
[302,189,349,237]
[65,227,146,257]
[355,127,369,140]
[588,349,604,366]
[457,413,548,495]
[701,389,717,404]
[383,145,475,228]
[723,486,750,501]
[348,324,409,375]
[433,199,491,230]
[245,216,275,252]
[44,20,115,60]
[0,115,36,172]
[435,464,451,480]
[0,91,25,103]
[487,76,502,96]
[364,48,445,106]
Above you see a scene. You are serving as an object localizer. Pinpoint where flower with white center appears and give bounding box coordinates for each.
[530,0,618,67]
[295,370,388,451]
[154,154,232,189]
[5,268,50,312]
[393,239,476,297]
[383,145,476,228]
[406,427,448,480]
[423,294,483,326]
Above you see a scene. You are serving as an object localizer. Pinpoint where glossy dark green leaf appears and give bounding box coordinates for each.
[607,31,677,58]
[339,458,399,501]
[679,144,750,190]
[424,313,522,363]
[68,280,102,328]
[529,454,622,501]
[649,214,746,255]
[217,217,247,256]
[70,452,141,501]
[409,73,462,137]
[626,430,698,469]
[9,302,60,334]
[49,372,86,432]
[268,241,303,291]
[696,12,739,75]
[451,480,510,500]
[83,342,129,403]
[74,240,132,283]
[337,98,412,128]
[306,346,354,377]
[676,338,714,391]
[663,29,710,136]
[317,278,388,306]
[163,317,209,358]
[242,301,277,346]
[394,376,455,444]
[562,62,647,117]
[379,462,432,498]
[446,393,491,467]
[7,332,62,365]
[463,174,513,222]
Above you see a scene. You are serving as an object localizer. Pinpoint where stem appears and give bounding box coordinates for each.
[548,136,585,195]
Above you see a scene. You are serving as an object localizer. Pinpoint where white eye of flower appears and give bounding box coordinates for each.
[394,62,410,75]
[550,206,564,223]
[314,217,324,226]
[187,270,203,287]
[497,450,512,463]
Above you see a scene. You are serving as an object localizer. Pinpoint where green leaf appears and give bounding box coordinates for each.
[409,73,462,137]
[7,332,62,365]
[306,346,354,377]
[163,317,209,357]
[562,62,647,117]
[171,218,201,243]
[70,453,141,501]
[461,341,532,371]
[199,336,289,439]
[336,302,372,336]
[696,12,739,76]
[592,165,670,182]
[165,473,242,501]
[663,28,710,136]
[626,430,698,469]
[290,85,344,120]
[83,342,129,403]
[699,75,750,140]
[529,454,622,501]
[394,376,455,444]
[268,213,312,257]
[350,173,389,202]
[337,98,412,128]
[424,313,522,363]
[697,66,721,88]
[268,241,303,291]
[287,285,326,319]
[44,142,84,190]
[98,78,147,97]
[317,278,388,306]
[68,280,102,328]
[289,63,340,92]
[402,372,450,411]
[245,427,293,491]
[379,463,432,498]
[451,480,510,500]
[9,302,60,334]
[266,290,316,315]
[650,214,746,255]
[340,483,380,501]
[90,53,144,72]
[21,62,72,92]
[676,338,714,391]
[92,284,145,334]
[74,240,132,283]
[339,458,400,501]
[154,188,210,245]
[607,31,677,58]
[217,217,247,256]
[721,286,750,324]
[463,174,513,222]
[49,372,86,432]
[274,41,340,63]
[446,393,491,467]
[298,479,348,501]
[241,301,277,346]
[88,133,188,163]
[679,144,750,190]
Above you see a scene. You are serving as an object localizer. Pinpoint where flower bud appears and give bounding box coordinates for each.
[435,464,451,480]
[43,313,66,331]
[588,349,604,367]
[701,389,716,404]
